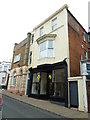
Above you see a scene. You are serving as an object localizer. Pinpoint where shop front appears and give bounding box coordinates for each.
[28,61,68,107]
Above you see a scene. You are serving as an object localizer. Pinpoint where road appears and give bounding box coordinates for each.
[2,95,68,119]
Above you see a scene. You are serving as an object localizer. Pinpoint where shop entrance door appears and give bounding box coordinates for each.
[86,81,90,113]
[69,81,79,108]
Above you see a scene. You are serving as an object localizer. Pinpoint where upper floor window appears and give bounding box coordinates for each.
[39,40,55,59]
[4,66,7,71]
[84,50,88,59]
[80,54,83,61]
[29,51,32,64]
[0,66,2,71]
[40,27,44,36]
[52,18,57,31]
[2,77,6,84]
[83,32,86,42]
[88,34,90,41]
[14,54,21,63]
[31,34,34,44]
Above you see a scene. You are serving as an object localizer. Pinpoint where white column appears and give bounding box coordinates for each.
[25,71,29,95]
[83,76,88,112]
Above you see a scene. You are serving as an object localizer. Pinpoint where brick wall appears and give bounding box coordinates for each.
[11,34,30,69]
[68,11,88,77]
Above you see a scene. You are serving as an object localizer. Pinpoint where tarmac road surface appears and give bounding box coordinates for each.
[2,95,68,119]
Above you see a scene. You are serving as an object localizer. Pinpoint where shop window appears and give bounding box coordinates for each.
[53,69,65,97]
[31,73,40,94]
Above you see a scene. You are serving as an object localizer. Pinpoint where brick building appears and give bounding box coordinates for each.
[8,33,31,95]
[26,5,89,109]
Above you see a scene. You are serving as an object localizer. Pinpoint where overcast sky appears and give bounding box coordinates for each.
[0,0,89,62]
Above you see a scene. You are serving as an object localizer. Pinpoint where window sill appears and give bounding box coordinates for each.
[38,57,55,60]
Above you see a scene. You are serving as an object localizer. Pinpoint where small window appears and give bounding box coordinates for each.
[40,27,44,36]
[0,67,2,71]
[88,34,90,41]
[83,32,86,42]
[84,50,88,59]
[4,66,7,71]
[31,34,34,44]
[52,18,57,30]
[81,54,83,60]
[2,77,6,84]
[29,51,32,64]
[14,54,21,63]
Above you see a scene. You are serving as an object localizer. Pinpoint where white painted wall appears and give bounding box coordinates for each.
[68,76,88,112]
[28,5,70,76]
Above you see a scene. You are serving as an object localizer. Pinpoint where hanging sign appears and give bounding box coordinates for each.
[49,74,52,80]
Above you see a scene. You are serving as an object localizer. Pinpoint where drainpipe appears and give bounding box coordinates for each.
[83,75,88,112]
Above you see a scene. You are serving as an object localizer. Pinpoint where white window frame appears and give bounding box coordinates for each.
[39,40,55,59]
[40,27,44,37]
[84,51,88,59]
[52,18,57,31]
[83,32,86,42]
[14,54,21,63]
[2,77,6,84]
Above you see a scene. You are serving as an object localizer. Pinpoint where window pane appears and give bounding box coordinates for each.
[52,18,57,30]
[54,83,65,97]
[40,41,47,52]
[40,27,44,36]
[39,40,54,59]
[83,32,86,42]
[33,73,39,82]
[32,83,39,94]
[2,77,6,84]
[40,50,47,59]
[53,69,65,97]
[47,49,54,57]
[48,40,54,48]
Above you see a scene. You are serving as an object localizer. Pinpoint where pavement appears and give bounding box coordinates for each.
[2,90,89,119]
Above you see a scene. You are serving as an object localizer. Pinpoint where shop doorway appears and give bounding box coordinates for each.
[86,81,90,113]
